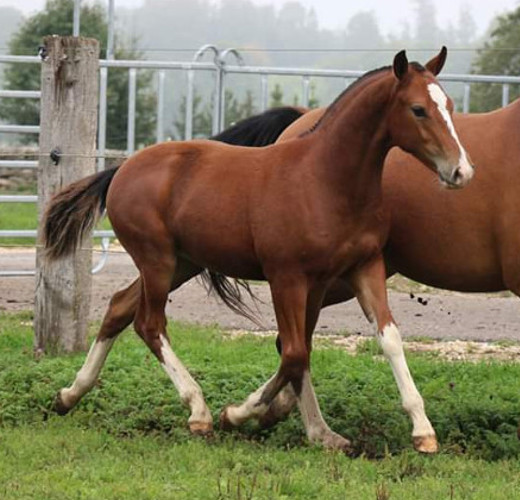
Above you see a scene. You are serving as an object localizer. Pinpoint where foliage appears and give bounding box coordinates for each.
[0,0,156,150]
[0,191,111,246]
[270,83,284,108]
[470,7,520,111]
[1,311,520,462]
[224,89,256,129]
[173,93,212,140]
[172,89,257,140]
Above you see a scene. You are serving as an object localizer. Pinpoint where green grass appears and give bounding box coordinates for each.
[1,311,520,498]
[1,421,519,500]
[0,201,38,246]
[0,200,112,246]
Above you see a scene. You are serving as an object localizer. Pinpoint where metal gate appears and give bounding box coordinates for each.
[1,47,520,276]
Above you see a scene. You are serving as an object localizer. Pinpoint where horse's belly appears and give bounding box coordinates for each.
[385,229,504,292]
[175,226,264,280]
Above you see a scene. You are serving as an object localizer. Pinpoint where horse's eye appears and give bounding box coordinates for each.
[411,105,427,118]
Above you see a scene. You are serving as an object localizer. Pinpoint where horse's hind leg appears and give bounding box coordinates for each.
[500,261,520,440]
[55,278,141,414]
[134,257,213,435]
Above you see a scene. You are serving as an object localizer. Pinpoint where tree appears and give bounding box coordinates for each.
[470,7,520,112]
[270,83,284,108]
[0,0,156,149]
[224,89,256,128]
[172,92,212,140]
[172,89,256,139]
[412,0,439,48]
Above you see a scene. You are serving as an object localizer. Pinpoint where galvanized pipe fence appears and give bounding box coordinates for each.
[1,48,519,276]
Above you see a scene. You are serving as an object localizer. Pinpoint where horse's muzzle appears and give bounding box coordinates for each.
[439,163,474,189]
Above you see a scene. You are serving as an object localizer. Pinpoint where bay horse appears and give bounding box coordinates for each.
[43,48,473,453]
[234,89,520,433]
[275,100,520,297]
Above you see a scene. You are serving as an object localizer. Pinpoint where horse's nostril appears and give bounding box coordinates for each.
[452,167,463,183]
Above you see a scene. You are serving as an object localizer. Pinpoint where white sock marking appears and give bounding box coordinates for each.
[298,371,332,441]
[61,337,116,406]
[378,323,435,437]
[225,376,275,426]
[158,334,211,425]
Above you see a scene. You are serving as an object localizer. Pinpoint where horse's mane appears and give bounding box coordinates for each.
[211,106,306,147]
[302,62,426,136]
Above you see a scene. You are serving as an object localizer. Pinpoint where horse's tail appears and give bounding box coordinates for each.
[42,166,119,261]
[203,106,306,323]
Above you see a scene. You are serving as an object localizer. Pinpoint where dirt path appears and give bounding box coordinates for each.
[1,248,519,342]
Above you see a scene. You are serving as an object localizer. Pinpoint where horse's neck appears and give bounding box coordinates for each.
[309,74,394,204]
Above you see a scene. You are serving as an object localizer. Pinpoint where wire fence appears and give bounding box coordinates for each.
[2,46,520,276]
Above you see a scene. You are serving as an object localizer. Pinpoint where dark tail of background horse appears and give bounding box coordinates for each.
[42,106,305,314]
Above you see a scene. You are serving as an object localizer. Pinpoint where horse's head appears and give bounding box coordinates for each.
[387,47,474,189]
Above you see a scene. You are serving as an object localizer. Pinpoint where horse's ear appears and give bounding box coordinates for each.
[393,50,408,80]
[425,46,448,76]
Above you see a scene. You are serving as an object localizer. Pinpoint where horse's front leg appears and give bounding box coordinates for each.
[349,255,438,454]
[221,275,351,452]
[258,277,358,428]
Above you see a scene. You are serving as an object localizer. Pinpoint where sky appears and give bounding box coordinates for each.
[1,0,519,36]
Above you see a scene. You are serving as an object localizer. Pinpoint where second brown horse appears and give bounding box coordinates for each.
[43,48,473,453]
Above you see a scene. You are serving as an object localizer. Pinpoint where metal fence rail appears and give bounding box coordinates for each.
[1,49,519,276]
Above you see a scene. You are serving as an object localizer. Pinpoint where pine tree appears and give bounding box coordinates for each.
[470,7,520,112]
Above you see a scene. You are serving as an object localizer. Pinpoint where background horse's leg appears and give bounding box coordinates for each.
[295,285,352,451]
[55,278,141,414]
[134,256,213,435]
[348,256,438,454]
[499,259,520,440]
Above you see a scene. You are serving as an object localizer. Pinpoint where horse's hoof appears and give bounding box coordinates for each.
[189,421,214,437]
[413,435,439,454]
[320,432,353,455]
[219,405,237,431]
[53,391,71,416]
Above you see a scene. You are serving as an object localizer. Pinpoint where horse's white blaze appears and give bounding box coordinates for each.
[60,337,116,406]
[427,83,472,176]
[378,323,435,438]
[158,334,211,425]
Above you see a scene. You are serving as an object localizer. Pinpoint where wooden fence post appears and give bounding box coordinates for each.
[34,36,99,355]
